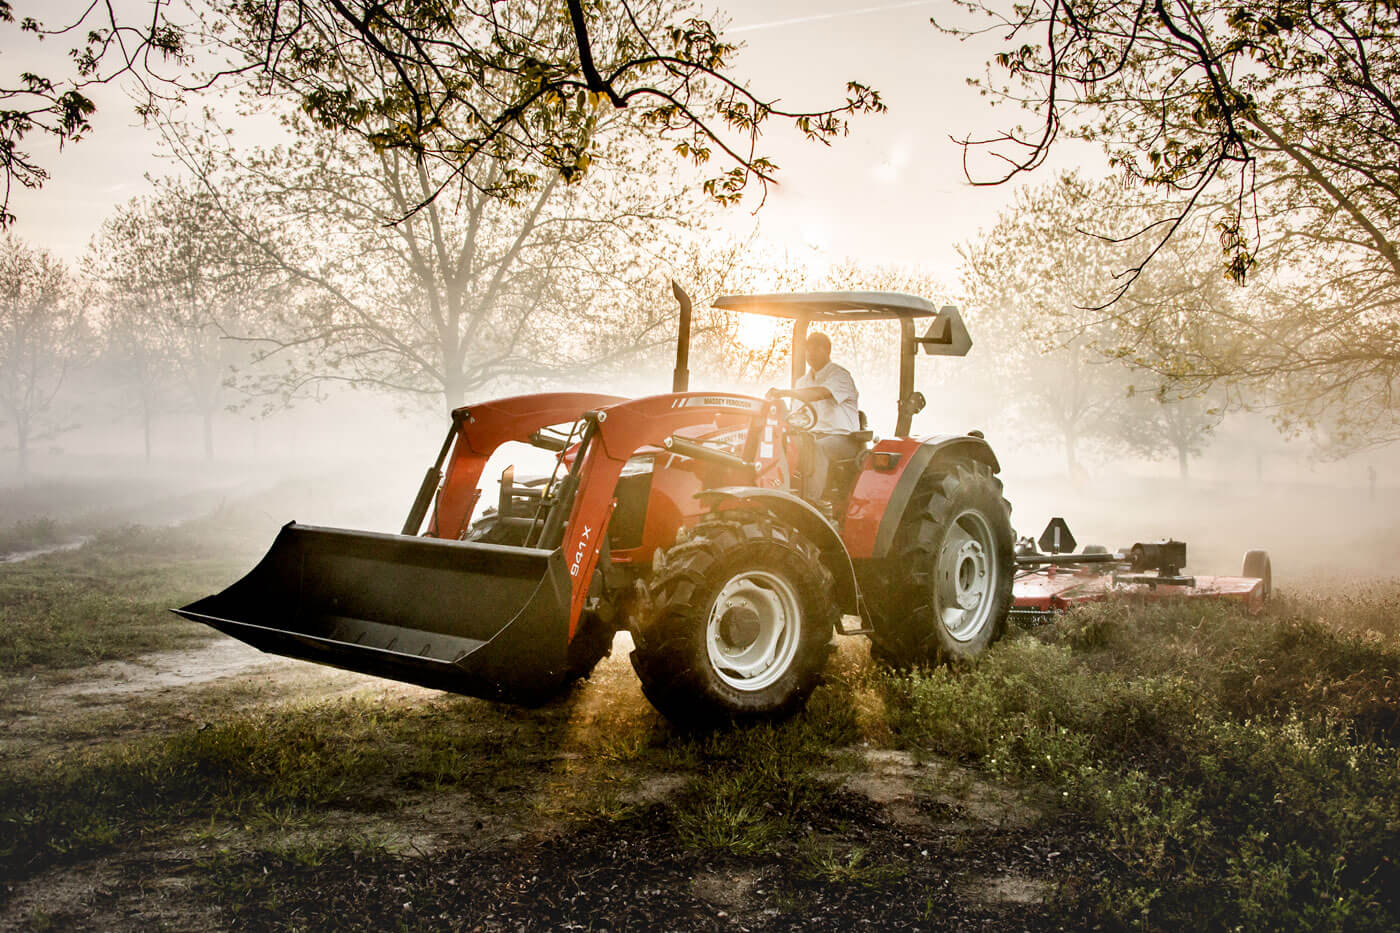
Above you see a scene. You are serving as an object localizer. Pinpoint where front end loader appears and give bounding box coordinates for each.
[177,290,1020,724]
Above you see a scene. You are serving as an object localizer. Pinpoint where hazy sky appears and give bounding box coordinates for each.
[5,0,1099,281]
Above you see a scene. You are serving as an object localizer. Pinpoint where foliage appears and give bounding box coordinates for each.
[213,0,883,208]
[884,599,1400,929]
[0,0,883,226]
[946,0,1400,449]
[0,1,186,227]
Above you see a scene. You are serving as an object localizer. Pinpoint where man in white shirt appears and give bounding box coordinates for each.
[767,331,863,502]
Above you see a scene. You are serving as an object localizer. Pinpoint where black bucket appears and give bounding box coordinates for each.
[173,523,573,701]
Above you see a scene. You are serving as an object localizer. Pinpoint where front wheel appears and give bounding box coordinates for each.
[630,512,837,726]
[872,459,1015,666]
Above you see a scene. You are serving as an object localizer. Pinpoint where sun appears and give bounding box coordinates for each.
[733,313,780,353]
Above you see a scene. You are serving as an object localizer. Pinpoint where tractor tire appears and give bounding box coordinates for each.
[463,509,529,546]
[871,459,1015,666]
[630,512,838,727]
[1242,549,1273,601]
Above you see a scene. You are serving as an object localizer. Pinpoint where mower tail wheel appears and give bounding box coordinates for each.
[871,459,1015,667]
[1242,549,1273,601]
[630,511,837,727]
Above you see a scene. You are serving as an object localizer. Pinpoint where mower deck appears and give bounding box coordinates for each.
[1012,565,1268,623]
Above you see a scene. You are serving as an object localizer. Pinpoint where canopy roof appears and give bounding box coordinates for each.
[711,291,938,321]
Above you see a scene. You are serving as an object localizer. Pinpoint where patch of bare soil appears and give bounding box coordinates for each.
[833,747,1047,834]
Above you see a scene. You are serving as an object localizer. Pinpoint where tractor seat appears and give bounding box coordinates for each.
[845,410,874,447]
[821,411,874,504]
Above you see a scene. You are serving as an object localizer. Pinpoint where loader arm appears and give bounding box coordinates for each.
[173,391,780,704]
[558,392,776,635]
[428,392,625,540]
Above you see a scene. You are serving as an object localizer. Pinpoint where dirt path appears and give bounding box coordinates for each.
[0,638,387,768]
[0,537,94,564]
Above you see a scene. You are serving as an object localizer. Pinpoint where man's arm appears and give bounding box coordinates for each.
[767,386,833,403]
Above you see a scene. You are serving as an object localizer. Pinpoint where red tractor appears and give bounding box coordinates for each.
[178,289,1020,724]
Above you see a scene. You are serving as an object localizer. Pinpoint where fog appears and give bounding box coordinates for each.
[5,322,1394,595]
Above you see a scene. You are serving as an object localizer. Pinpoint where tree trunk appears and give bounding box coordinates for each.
[14,422,27,476]
[1177,445,1189,480]
[143,405,153,465]
[443,375,466,413]
[1064,427,1079,478]
[203,410,214,461]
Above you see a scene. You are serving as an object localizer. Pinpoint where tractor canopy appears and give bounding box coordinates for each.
[710,291,973,436]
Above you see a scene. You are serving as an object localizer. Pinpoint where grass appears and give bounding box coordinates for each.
[881,596,1400,930]
[0,692,559,879]
[0,518,66,557]
[668,667,862,855]
[799,840,907,886]
[0,518,269,672]
[5,543,1400,929]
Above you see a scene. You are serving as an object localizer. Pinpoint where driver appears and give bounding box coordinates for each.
[767,331,862,502]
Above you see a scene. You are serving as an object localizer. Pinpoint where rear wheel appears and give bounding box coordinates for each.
[1242,549,1272,601]
[631,512,837,726]
[871,459,1015,666]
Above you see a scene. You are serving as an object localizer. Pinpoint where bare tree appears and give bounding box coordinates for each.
[1110,387,1223,479]
[164,2,728,412]
[944,0,1400,447]
[959,173,1151,474]
[89,178,282,460]
[0,236,84,474]
[96,290,175,465]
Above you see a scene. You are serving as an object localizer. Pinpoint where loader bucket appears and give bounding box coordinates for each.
[173,523,573,702]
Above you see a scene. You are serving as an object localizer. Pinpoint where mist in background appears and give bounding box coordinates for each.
[4,291,1393,592]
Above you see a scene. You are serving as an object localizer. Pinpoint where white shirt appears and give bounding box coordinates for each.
[797,361,860,434]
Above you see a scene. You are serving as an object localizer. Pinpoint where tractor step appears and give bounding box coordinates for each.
[173,523,574,701]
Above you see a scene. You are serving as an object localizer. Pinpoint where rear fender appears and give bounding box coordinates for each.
[866,435,1001,561]
[694,486,865,620]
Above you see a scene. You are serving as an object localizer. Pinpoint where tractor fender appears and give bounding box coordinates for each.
[695,486,863,617]
[871,434,1001,561]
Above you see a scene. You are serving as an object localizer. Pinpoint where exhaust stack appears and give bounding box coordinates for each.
[672,280,691,393]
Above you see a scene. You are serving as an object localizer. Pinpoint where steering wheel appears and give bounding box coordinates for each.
[783,399,819,432]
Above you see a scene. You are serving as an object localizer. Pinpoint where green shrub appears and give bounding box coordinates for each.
[882,598,1400,930]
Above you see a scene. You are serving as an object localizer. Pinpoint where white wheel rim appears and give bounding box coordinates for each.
[934,509,998,642]
[705,570,802,691]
